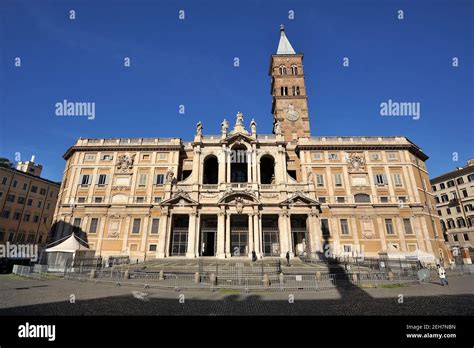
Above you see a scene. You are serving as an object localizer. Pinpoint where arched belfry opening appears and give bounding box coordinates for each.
[203,155,218,184]
[260,155,275,184]
[230,144,248,183]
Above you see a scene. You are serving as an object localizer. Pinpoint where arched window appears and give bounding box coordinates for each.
[230,145,248,183]
[280,86,288,96]
[260,155,275,184]
[203,155,218,184]
[279,65,287,75]
[440,220,447,232]
[354,193,371,203]
[292,86,300,96]
[291,65,298,75]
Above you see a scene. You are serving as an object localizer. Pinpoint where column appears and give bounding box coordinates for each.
[156,211,169,258]
[253,212,261,257]
[96,216,106,256]
[219,145,226,184]
[121,215,131,253]
[194,213,201,257]
[140,215,150,253]
[308,213,321,254]
[225,212,231,257]
[248,213,254,257]
[217,210,226,258]
[186,212,197,258]
[279,211,290,257]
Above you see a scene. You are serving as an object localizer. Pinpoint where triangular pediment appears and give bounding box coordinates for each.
[221,132,255,145]
[160,190,198,206]
[280,191,319,207]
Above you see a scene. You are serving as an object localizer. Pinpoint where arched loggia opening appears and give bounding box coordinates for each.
[230,145,248,183]
[203,155,218,184]
[260,155,275,184]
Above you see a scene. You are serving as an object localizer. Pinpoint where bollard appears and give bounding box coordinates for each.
[194,272,200,284]
[124,270,130,279]
[159,269,164,280]
[90,269,96,279]
[315,271,321,281]
[210,273,217,286]
[263,273,270,287]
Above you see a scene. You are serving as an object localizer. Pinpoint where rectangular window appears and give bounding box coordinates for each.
[1,177,7,185]
[151,218,160,234]
[340,219,350,235]
[139,174,148,186]
[318,197,326,203]
[387,152,398,160]
[440,183,446,189]
[73,217,81,232]
[393,174,403,186]
[385,219,394,235]
[13,212,21,220]
[371,153,380,160]
[380,196,389,203]
[97,174,107,186]
[78,197,86,203]
[7,194,15,202]
[316,174,324,187]
[39,188,46,195]
[321,219,330,236]
[142,154,151,160]
[312,152,322,160]
[94,197,103,203]
[447,180,455,188]
[328,153,338,160]
[132,218,141,234]
[441,194,449,203]
[374,174,387,186]
[158,153,168,160]
[336,197,345,203]
[462,189,468,198]
[431,185,437,192]
[155,174,164,185]
[149,244,157,251]
[136,197,145,203]
[102,154,113,161]
[343,245,352,253]
[334,174,342,187]
[17,196,25,204]
[154,197,162,204]
[85,154,96,162]
[457,177,464,185]
[403,218,413,234]
[37,200,42,208]
[80,174,90,185]
[2,210,10,218]
[464,233,469,241]
[89,218,99,234]
[453,234,458,242]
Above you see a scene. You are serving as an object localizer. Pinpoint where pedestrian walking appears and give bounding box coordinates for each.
[286,251,290,266]
[437,264,448,286]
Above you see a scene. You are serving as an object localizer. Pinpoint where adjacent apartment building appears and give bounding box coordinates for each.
[51,26,448,263]
[0,157,60,246]
[431,159,474,264]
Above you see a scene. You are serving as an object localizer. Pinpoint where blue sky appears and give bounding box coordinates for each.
[0,0,473,182]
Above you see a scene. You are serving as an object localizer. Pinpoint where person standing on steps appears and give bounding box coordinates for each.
[286,251,290,266]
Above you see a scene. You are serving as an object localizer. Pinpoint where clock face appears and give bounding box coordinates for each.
[285,105,299,121]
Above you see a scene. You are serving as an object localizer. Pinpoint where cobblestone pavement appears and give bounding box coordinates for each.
[0,274,472,315]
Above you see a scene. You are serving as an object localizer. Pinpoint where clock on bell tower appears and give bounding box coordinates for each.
[270,25,311,142]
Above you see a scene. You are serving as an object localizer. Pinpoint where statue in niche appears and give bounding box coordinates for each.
[250,118,257,134]
[274,120,282,135]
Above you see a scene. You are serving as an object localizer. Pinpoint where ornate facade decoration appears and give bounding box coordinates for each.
[116,153,135,173]
[346,152,366,172]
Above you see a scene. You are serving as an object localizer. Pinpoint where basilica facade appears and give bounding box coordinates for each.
[51,27,448,262]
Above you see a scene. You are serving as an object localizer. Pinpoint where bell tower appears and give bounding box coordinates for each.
[270,25,311,141]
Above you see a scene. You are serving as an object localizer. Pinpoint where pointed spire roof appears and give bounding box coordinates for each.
[276,24,296,55]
